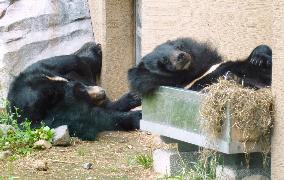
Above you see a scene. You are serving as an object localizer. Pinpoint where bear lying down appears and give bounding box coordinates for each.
[44,81,141,140]
[128,37,272,95]
[7,42,141,140]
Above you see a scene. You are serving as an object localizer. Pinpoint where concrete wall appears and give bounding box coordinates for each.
[139,0,272,61]
[88,1,283,177]
[140,1,284,178]
[271,1,284,179]
[88,0,135,99]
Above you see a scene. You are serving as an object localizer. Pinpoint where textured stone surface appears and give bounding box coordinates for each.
[33,160,48,171]
[139,0,272,60]
[0,150,12,160]
[153,149,198,176]
[34,140,52,149]
[242,175,270,180]
[82,162,93,170]
[52,125,71,146]
[216,165,270,180]
[271,1,284,179]
[0,0,94,98]
[88,0,135,99]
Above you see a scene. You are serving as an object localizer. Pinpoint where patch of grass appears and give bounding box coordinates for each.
[160,149,219,180]
[135,153,153,169]
[187,150,219,180]
[77,147,89,156]
[126,155,137,166]
[162,175,184,180]
[107,167,119,173]
[0,101,54,156]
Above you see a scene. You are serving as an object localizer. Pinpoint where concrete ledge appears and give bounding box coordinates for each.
[141,86,265,154]
[141,120,261,154]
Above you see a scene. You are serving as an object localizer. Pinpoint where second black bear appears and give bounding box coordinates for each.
[7,42,141,140]
[44,81,141,140]
[128,38,272,95]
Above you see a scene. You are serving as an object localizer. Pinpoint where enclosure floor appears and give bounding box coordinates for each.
[0,131,172,180]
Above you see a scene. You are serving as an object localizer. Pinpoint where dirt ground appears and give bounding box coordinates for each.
[0,130,174,180]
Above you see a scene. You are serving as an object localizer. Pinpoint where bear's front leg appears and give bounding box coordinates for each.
[102,92,141,112]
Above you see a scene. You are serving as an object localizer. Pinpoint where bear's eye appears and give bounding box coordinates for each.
[176,44,184,50]
[163,57,170,64]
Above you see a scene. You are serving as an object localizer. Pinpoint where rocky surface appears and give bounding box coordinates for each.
[0,0,94,98]
[33,160,48,171]
[52,125,71,146]
[34,140,52,149]
[0,124,15,136]
[82,162,93,170]
[0,150,12,160]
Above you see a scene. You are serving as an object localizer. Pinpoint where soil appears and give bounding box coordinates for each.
[0,130,174,180]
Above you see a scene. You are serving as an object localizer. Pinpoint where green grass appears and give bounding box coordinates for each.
[77,147,90,156]
[0,101,54,157]
[135,153,153,169]
[161,150,220,180]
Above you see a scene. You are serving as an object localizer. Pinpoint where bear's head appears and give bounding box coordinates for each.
[141,42,192,75]
[65,81,106,106]
[73,42,102,61]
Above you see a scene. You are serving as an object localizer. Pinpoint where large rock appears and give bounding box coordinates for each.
[33,160,48,171]
[0,150,12,160]
[52,125,71,146]
[0,0,94,98]
[34,140,52,149]
[0,124,15,136]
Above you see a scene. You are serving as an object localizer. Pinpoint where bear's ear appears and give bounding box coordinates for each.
[96,43,102,56]
[96,43,101,49]
[167,40,174,45]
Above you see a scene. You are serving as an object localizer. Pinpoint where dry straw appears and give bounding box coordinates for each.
[200,79,274,153]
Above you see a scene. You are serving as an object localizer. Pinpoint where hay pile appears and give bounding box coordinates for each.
[200,79,274,153]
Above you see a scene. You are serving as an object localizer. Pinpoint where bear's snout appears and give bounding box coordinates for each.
[86,86,106,101]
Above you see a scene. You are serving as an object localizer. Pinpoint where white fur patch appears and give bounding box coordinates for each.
[184,63,223,89]
[131,106,142,111]
[46,76,69,82]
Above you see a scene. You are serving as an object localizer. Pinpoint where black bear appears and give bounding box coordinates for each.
[7,42,141,140]
[128,37,272,95]
[44,81,141,140]
[187,45,272,91]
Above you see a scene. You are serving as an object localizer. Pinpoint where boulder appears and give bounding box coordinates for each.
[0,0,94,98]
[33,160,48,171]
[34,140,52,149]
[0,150,12,160]
[52,125,71,146]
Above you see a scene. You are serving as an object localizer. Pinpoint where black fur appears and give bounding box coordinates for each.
[128,38,271,94]
[189,45,272,91]
[44,81,141,140]
[7,42,141,140]
[128,37,222,95]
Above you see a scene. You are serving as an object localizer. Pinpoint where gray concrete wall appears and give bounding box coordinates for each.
[88,1,284,177]
[88,0,135,100]
[139,0,272,61]
[271,1,284,179]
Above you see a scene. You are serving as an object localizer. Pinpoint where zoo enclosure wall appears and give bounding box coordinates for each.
[87,0,284,178]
